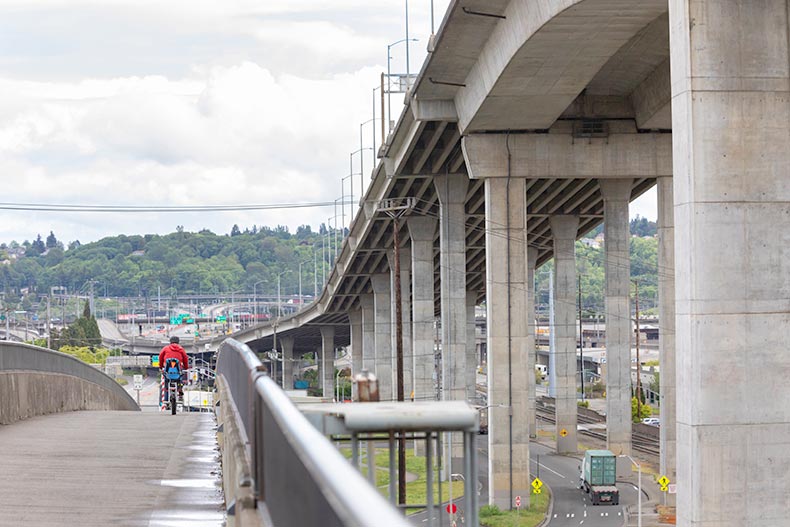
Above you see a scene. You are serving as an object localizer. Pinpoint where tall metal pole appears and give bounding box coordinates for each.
[298,261,303,308]
[359,126,364,186]
[405,0,410,77]
[579,277,584,401]
[380,73,386,140]
[634,280,642,419]
[313,248,318,298]
[430,0,435,34]
[340,181,346,234]
[392,217,406,505]
[47,295,51,349]
[277,275,282,319]
[387,45,392,132]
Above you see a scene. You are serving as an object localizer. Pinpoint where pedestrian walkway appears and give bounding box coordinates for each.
[0,411,224,527]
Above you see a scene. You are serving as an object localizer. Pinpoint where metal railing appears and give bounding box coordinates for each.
[216,338,411,527]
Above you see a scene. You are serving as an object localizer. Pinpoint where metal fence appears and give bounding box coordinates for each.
[216,338,411,527]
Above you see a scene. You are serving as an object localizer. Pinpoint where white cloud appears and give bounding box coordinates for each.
[0,0,653,247]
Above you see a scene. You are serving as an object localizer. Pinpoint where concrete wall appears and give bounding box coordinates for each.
[0,342,139,424]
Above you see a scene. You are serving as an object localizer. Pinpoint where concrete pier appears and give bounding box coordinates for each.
[434,173,469,408]
[484,176,531,509]
[408,217,437,402]
[600,178,633,458]
[320,326,335,399]
[360,294,375,373]
[526,246,538,438]
[280,336,295,391]
[670,1,790,524]
[551,215,579,454]
[657,175,676,502]
[371,273,393,401]
[349,309,362,400]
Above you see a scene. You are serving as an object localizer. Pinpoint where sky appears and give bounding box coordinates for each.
[0,0,656,246]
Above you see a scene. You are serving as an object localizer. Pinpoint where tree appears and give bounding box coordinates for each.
[230,224,241,237]
[631,396,652,422]
[45,231,58,248]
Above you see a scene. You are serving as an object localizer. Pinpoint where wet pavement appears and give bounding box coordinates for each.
[0,410,225,527]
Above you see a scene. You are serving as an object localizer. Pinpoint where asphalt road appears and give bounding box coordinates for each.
[409,436,639,526]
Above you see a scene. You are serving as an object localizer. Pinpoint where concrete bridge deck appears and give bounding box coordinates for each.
[0,411,224,527]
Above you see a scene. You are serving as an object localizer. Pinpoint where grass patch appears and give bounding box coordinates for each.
[115,377,128,386]
[479,491,550,527]
[340,446,464,512]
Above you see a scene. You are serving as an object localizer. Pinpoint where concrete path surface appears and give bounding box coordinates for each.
[0,411,225,527]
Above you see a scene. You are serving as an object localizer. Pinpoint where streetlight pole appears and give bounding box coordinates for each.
[620,455,642,527]
[386,38,419,132]
[253,280,267,323]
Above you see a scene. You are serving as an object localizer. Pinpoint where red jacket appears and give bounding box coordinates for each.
[159,343,189,371]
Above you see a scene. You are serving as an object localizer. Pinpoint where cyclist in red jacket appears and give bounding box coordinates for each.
[159,336,189,396]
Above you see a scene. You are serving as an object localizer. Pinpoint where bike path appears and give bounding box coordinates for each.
[0,410,224,526]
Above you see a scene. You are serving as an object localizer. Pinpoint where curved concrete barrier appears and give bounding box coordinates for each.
[0,342,139,424]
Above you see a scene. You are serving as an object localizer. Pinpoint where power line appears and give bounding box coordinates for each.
[0,200,355,213]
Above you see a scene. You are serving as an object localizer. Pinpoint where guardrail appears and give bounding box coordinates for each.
[0,341,139,423]
[216,338,411,527]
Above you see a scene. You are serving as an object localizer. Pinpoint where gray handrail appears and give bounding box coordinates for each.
[217,338,411,527]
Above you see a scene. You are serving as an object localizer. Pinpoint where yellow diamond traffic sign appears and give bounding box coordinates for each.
[658,475,670,492]
[560,428,568,437]
[533,487,542,494]
[531,477,543,490]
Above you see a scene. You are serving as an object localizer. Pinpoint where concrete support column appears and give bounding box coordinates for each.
[466,290,477,401]
[360,294,375,372]
[407,217,437,402]
[657,176,676,502]
[320,326,335,399]
[435,173,469,473]
[388,247,413,400]
[370,273,393,401]
[550,215,579,454]
[434,174,469,407]
[526,246,538,438]
[484,176,530,509]
[669,2,790,524]
[599,179,633,458]
[280,336,295,391]
[349,308,363,401]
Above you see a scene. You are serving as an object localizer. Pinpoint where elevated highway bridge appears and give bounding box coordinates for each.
[2,1,788,525]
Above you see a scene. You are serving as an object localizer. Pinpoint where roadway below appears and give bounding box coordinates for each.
[410,436,639,526]
[0,411,224,526]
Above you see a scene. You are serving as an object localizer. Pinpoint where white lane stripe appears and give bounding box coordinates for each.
[529,457,566,478]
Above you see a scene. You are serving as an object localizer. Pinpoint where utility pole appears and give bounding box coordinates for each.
[634,280,642,420]
[47,295,51,349]
[579,278,584,401]
[377,197,415,506]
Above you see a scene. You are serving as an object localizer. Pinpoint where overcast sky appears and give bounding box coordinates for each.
[0,0,655,246]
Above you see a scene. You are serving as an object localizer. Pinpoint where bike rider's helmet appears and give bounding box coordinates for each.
[170,336,180,344]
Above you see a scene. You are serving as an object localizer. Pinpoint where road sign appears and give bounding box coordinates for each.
[668,484,677,494]
[446,503,457,514]
[515,495,521,508]
[560,428,568,437]
[151,356,159,367]
[531,477,543,494]
[133,374,143,390]
[658,475,670,492]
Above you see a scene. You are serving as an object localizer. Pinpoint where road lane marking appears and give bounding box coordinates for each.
[529,457,566,478]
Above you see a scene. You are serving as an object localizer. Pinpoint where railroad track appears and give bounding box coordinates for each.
[535,407,660,457]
